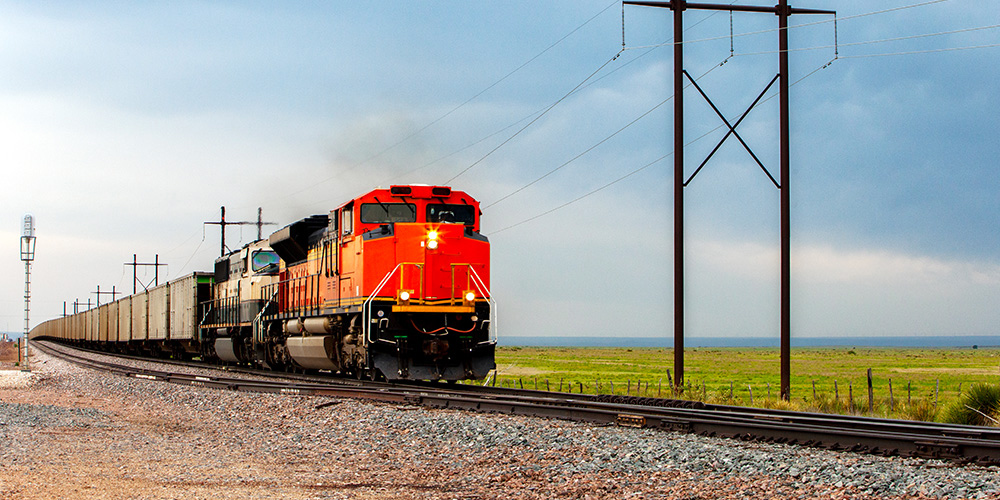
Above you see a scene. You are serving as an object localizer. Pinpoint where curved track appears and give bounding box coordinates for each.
[35,340,1000,466]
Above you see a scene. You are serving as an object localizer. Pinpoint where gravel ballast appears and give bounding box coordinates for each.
[1,347,998,499]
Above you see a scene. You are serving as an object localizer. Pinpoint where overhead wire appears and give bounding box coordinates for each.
[488,0,994,234]
[376,6,731,188]
[484,4,743,209]
[485,60,728,210]
[836,42,1000,59]
[445,49,626,184]
[489,49,841,236]
[455,5,737,192]
[728,23,1000,57]
[263,0,621,208]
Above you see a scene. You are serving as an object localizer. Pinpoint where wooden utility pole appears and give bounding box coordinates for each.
[204,207,276,257]
[623,1,835,400]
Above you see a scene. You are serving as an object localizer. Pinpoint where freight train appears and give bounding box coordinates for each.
[29,185,496,381]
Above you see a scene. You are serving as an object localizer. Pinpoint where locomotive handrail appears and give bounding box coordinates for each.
[363,262,496,346]
[466,265,498,345]
[252,287,280,346]
[364,263,406,346]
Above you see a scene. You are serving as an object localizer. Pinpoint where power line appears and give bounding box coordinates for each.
[485,59,731,210]
[729,23,1000,57]
[254,1,621,210]
[445,49,625,184]
[378,6,729,191]
[490,55,838,236]
[837,42,1000,59]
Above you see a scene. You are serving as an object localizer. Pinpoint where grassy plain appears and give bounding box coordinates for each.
[490,346,1000,421]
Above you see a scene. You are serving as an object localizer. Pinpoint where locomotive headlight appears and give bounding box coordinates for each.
[426,230,440,250]
[398,290,411,303]
[463,290,476,306]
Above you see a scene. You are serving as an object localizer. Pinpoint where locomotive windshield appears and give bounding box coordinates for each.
[251,250,280,274]
[426,204,475,225]
[360,203,417,224]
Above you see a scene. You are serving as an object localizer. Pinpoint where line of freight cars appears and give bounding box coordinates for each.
[29,271,212,358]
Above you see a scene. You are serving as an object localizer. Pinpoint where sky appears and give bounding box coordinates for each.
[1,0,998,342]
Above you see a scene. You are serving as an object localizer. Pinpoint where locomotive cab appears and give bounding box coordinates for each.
[201,239,281,363]
[265,185,496,380]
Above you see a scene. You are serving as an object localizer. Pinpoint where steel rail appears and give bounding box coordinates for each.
[34,341,1000,466]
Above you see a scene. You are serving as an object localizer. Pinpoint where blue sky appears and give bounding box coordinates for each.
[1,0,998,341]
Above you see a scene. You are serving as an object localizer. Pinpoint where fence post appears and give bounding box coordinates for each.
[935,379,939,407]
[492,371,497,387]
[907,381,911,404]
[748,385,754,405]
[519,378,524,390]
[666,369,673,395]
[812,380,816,401]
[596,379,600,395]
[729,382,734,401]
[889,378,894,412]
[546,379,550,392]
[658,378,662,398]
[834,380,839,402]
[867,368,874,414]
[626,379,631,397]
[767,382,771,399]
[610,380,614,395]
[849,382,854,413]
[534,377,537,390]
[559,378,564,393]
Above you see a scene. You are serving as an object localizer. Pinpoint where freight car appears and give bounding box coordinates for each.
[29,185,497,381]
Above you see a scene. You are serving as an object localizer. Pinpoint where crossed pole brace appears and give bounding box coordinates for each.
[683,71,780,189]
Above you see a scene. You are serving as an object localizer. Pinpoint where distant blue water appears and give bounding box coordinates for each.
[500,336,999,348]
[10,330,996,348]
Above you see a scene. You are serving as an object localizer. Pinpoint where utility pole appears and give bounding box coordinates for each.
[92,285,121,307]
[73,299,93,315]
[623,0,835,400]
[20,214,36,371]
[125,254,168,293]
[204,207,276,257]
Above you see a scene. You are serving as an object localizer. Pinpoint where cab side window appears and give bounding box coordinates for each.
[341,205,353,236]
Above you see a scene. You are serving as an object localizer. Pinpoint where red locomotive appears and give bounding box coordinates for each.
[260,184,495,380]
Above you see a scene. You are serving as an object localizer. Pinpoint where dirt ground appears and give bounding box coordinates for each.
[0,341,19,365]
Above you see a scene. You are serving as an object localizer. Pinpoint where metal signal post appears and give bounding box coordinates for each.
[20,214,36,371]
[624,0,834,400]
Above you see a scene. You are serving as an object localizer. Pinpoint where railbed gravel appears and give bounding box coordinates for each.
[1,346,998,499]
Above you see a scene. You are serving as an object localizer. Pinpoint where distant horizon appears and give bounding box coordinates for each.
[501,335,1000,348]
[12,332,997,349]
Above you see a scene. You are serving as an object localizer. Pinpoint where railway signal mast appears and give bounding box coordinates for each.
[20,214,36,371]
[623,1,834,400]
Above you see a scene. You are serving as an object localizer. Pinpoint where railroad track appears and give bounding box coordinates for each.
[34,340,1000,466]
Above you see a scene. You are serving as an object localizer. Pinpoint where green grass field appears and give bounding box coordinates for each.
[486,346,1000,422]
